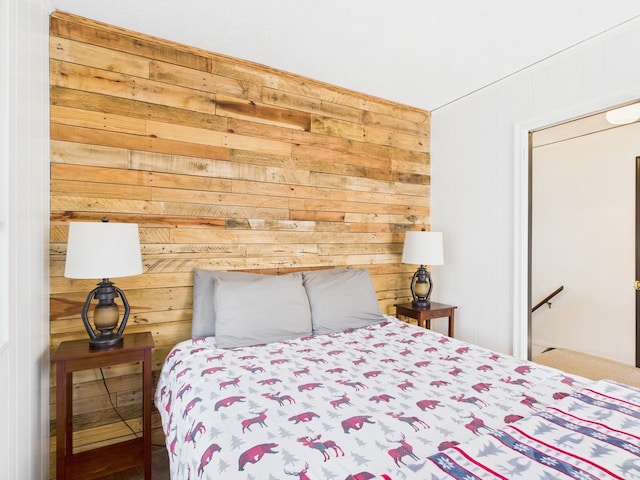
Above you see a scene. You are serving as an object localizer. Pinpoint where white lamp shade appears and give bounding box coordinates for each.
[401,231,444,266]
[64,222,143,279]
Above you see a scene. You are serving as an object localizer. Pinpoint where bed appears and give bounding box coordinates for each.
[155,267,640,479]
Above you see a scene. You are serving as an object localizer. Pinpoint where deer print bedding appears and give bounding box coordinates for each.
[155,317,587,479]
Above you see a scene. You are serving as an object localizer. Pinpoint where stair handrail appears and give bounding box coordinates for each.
[532,285,564,312]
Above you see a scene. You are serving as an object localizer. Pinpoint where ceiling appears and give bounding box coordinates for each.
[50,1,640,111]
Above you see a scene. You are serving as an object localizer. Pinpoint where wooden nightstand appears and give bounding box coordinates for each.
[394,302,457,337]
[51,331,154,480]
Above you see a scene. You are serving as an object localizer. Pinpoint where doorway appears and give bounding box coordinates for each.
[529,112,640,367]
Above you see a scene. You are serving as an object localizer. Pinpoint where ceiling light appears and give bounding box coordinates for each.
[605,103,640,125]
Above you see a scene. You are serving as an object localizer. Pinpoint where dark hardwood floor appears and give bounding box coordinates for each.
[103,446,170,480]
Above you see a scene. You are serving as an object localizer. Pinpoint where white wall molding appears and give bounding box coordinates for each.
[0,0,11,351]
[0,0,50,478]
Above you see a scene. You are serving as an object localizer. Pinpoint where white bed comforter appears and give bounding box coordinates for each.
[155,318,587,479]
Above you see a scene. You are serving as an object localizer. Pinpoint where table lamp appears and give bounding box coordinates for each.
[401,229,444,308]
[64,219,143,348]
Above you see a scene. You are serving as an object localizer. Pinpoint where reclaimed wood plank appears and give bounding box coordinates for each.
[51,104,147,136]
[149,60,249,98]
[51,163,149,187]
[51,123,233,160]
[50,60,217,115]
[145,120,292,157]
[52,179,152,201]
[216,94,311,131]
[50,36,149,78]
[51,139,130,169]
[50,12,210,72]
[51,86,228,132]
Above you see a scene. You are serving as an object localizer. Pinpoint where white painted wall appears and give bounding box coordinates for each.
[0,0,50,478]
[532,124,639,364]
[431,16,640,358]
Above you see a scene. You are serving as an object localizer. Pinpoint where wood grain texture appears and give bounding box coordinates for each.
[48,10,430,477]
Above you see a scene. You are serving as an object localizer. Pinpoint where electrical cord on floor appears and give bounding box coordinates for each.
[99,367,167,448]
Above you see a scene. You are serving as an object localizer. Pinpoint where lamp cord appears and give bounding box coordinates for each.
[99,367,166,448]
[99,367,138,438]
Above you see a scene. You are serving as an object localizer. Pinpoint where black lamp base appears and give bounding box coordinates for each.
[410,265,433,310]
[82,278,131,349]
[89,332,124,348]
[411,299,431,309]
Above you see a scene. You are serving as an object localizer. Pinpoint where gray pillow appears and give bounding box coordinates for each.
[191,267,352,338]
[192,269,265,338]
[303,268,385,335]
[213,272,312,348]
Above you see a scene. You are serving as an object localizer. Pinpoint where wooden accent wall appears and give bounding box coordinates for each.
[48,10,430,475]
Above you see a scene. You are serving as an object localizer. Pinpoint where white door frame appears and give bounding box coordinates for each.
[512,90,640,360]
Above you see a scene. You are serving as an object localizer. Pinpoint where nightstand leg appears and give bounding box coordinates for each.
[55,365,73,480]
[143,351,152,480]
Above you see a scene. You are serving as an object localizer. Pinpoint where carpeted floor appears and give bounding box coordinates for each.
[533,348,640,387]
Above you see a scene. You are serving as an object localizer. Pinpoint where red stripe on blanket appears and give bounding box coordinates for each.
[581,386,640,410]
[448,444,509,480]
[546,406,640,443]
